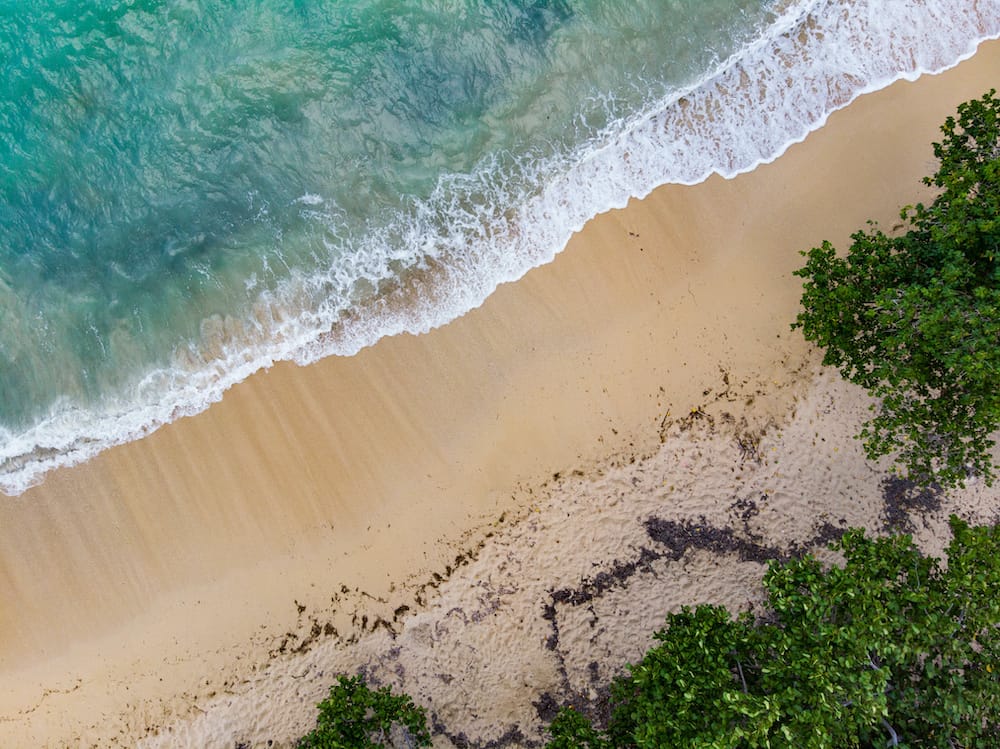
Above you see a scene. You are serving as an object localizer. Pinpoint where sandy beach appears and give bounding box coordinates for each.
[1,38,998,748]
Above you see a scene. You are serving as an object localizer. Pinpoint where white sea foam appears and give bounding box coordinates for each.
[1,0,998,496]
[295,193,325,206]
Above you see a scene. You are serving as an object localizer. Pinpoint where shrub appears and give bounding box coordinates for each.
[297,675,431,749]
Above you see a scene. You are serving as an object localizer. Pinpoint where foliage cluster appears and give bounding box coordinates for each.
[547,518,1000,748]
[296,675,431,749]
[793,89,1000,488]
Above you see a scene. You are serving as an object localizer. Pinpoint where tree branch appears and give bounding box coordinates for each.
[882,718,900,748]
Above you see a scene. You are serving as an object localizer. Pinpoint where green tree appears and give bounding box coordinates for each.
[548,518,1000,748]
[297,675,431,749]
[793,90,1000,488]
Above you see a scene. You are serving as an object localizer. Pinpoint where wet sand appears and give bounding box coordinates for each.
[1,38,998,748]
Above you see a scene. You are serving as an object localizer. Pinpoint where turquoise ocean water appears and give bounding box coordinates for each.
[0,0,997,494]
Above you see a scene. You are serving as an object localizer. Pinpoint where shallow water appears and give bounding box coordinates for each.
[0,0,997,494]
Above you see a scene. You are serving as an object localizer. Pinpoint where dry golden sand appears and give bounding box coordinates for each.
[0,39,998,748]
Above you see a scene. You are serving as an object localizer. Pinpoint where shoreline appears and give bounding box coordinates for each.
[3,7,996,500]
[1,38,999,747]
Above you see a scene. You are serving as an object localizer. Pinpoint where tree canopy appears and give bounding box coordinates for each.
[547,518,1000,748]
[793,90,1000,488]
[296,675,431,749]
